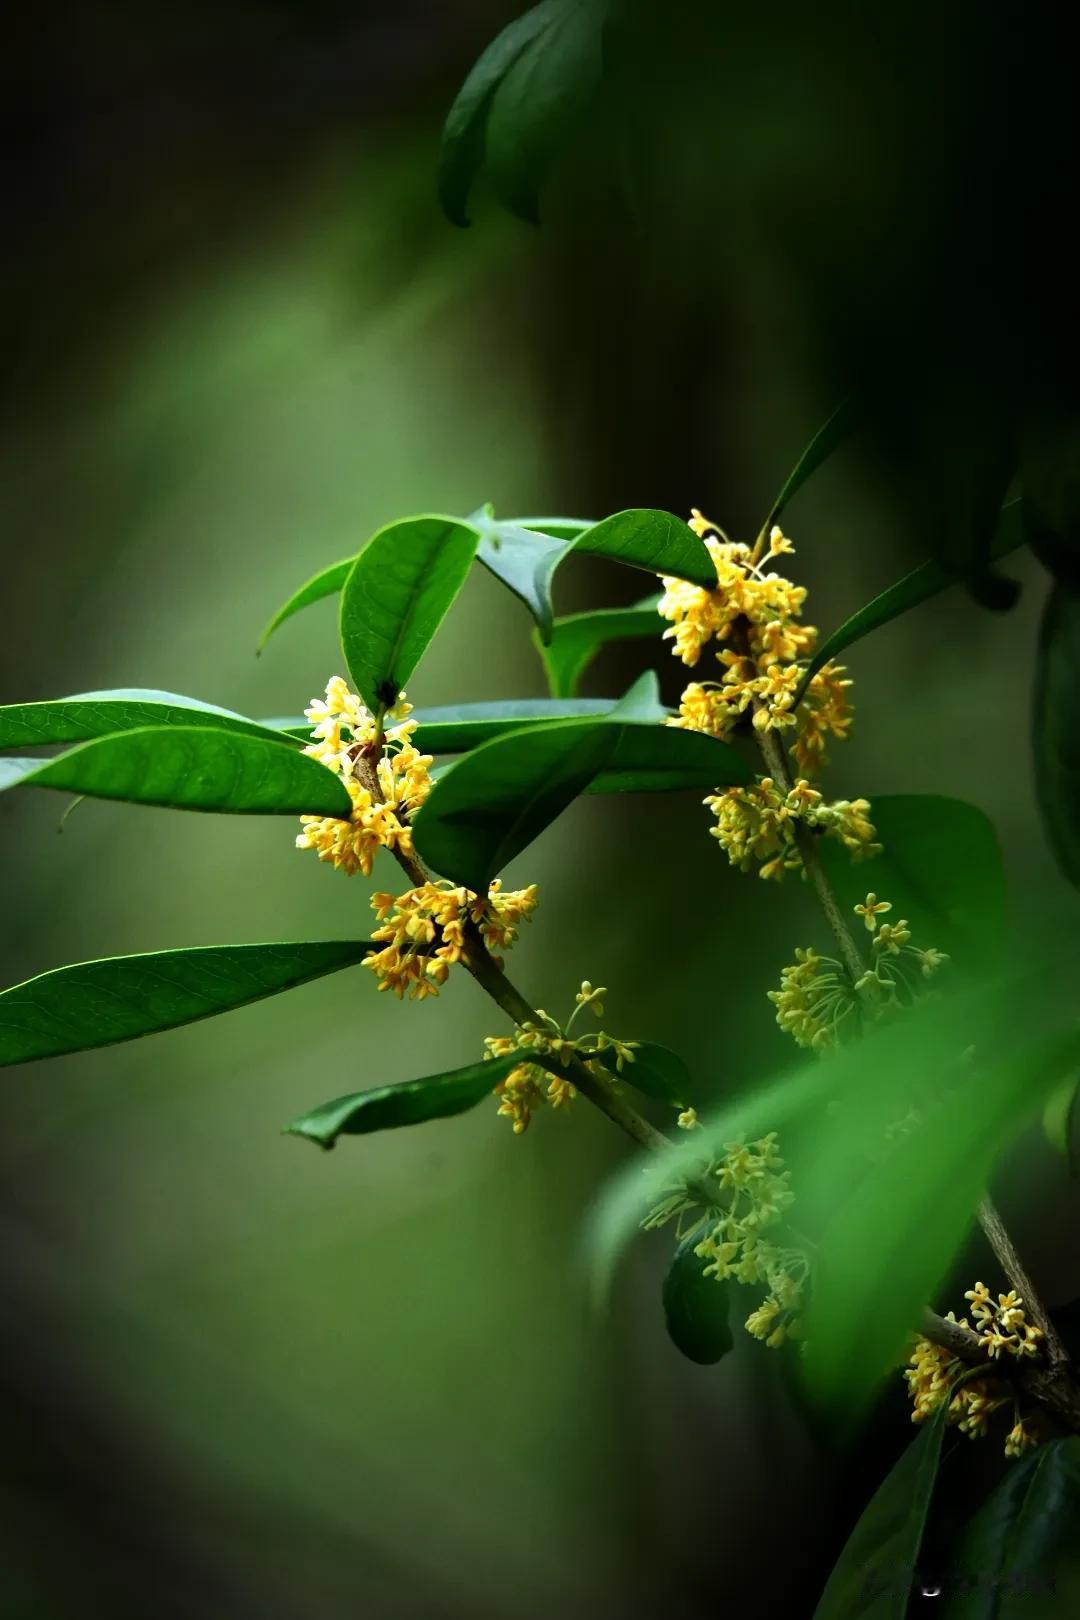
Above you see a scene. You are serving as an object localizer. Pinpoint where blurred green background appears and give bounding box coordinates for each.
[3,4,1077,1615]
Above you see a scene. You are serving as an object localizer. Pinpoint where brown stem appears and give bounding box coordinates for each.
[920,1308,1080,1432]
[977,1197,1069,1365]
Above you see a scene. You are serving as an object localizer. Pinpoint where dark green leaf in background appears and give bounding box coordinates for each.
[797,499,1025,699]
[595,1040,696,1106]
[1,726,352,817]
[0,942,373,1066]
[339,514,480,717]
[473,515,572,642]
[0,689,292,749]
[814,1401,949,1619]
[820,794,1006,972]
[414,697,616,751]
[284,1050,537,1148]
[662,1237,733,1365]
[535,597,663,697]
[1033,582,1080,889]
[1042,1074,1080,1175]
[764,398,861,534]
[943,1437,1080,1617]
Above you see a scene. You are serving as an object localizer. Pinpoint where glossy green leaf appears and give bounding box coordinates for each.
[0,942,373,1066]
[412,706,749,890]
[258,558,352,650]
[473,516,571,642]
[437,2,557,227]
[572,509,715,589]
[764,397,861,534]
[0,688,292,749]
[798,499,1025,698]
[413,698,616,752]
[944,1437,1080,1617]
[1034,582,1080,889]
[284,1050,536,1148]
[536,597,663,697]
[814,1401,949,1618]
[2,726,351,816]
[662,1238,733,1365]
[339,515,480,717]
[820,794,1006,972]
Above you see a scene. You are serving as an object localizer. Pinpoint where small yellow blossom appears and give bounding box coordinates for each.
[677,1107,700,1131]
[854,893,892,931]
[365,879,538,1000]
[1005,1419,1039,1459]
[575,980,606,1016]
[295,678,433,877]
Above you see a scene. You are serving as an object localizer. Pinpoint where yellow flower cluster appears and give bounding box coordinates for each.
[705,776,880,881]
[769,896,948,1050]
[904,1282,1043,1458]
[484,984,638,1133]
[295,677,432,876]
[659,514,852,776]
[646,1134,807,1349]
[365,879,538,1001]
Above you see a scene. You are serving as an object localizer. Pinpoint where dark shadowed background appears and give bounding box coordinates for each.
[3,3,1078,1615]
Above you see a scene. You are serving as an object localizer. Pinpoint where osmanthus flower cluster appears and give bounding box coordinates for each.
[366,879,539,1001]
[644,1133,808,1349]
[905,1282,1044,1459]
[768,894,948,1050]
[660,513,853,778]
[483,980,638,1133]
[706,777,879,882]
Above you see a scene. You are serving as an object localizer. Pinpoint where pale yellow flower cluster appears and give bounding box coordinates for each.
[295,677,432,876]
[645,1133,807,1350]
[365,879,538,1001]
[905,1282,1044,1458]
[660,514,852,776]
[483,987,637,1133]
[705,776,880,881]
[769,896,948,1050]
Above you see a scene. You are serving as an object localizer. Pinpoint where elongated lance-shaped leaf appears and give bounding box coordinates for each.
[536,597,663,697]
[473,517,571,642]
[413,697,617,752]
[944,1437,1080,1616]
[258,559,352,651]
[0,689,294,750]
[0,942,374,1066]
[814,1400,949,1618]
[570,508,716,588]
[797,498,1025,699]
[412,696,749,890]
[1,726,352,816]
[437,1,558,226]
[339,514,480,718]
[284,1050,541,1149]
[763,397,861,535]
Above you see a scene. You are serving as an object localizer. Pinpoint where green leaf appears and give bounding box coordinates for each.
[258,558,352,650]
[413,698,617,752]
[484,0,606,222]
[1043,1075,1080,1175]
[412,707,749,890]
[944,1438,1080,1617]
[820,794,1006,972]
[473,516,572,642]
[797,498,1025,698]
[339,515,480,717]
[814,1401,949,1618]
[536,597,663,698]
[1034,582,1080,889]
[2,726,352,816]
[594,1040,696,1106]
[0,688,293,749]
[412,716,618,891]
[572,509,715,589]
[764,398,861,534]
[662,1238,733,1365]
[284,1050,535,1148]
[437,2,558,227]
[0,942,373,1066]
